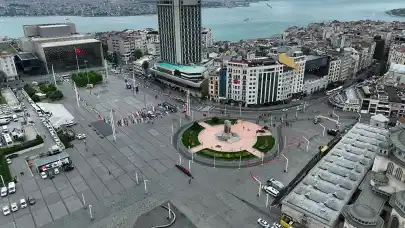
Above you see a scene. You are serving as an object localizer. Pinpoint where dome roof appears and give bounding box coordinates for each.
[348,204,378,223]
[379,142,390,149]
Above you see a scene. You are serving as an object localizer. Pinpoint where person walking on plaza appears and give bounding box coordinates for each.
[189,178,192,184]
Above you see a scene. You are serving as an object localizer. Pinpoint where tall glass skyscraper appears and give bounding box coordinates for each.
[157,0,202,65]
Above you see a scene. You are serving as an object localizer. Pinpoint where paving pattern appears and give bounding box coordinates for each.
[0,73,364,228]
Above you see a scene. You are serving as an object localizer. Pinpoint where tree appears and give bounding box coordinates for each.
[133,49,143,60]
[112,52,119,67]
[31,94,40,102]
[141,61,149,75]
[173,69,181,77]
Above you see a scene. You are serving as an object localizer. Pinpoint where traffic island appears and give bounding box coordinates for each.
[175,117,278,168]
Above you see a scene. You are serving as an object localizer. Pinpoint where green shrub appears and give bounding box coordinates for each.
[211,117,219,123]
[0,153,12,184]
[39,84,57,93]
[182,123,204,148]
[0,135,44,155]
[31,94,40,102]
[46,90,64,101]
[71,71,103,87]
[197,148,256,160]
[253,135,275,153]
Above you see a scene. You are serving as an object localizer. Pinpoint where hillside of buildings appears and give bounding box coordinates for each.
[386,8,405,17]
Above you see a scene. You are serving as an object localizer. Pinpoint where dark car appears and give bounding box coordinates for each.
[63,165,75,172]
[175,165,193,178]
[6,154,19,159]
[327,129,339,136]
[28,197,36,205]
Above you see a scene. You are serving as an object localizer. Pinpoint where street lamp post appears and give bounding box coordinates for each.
[239,103,242,117]
[89,205,93,220]
[282,154,288,172]
[303,136,309,152]
[214,156,216,168]
[135,172,139,185]
[144,180,149,194]
[0,174,4,186]
[188,160,191,172]
[84,60,90,92]
[178,153,181,165]
[319,124,326,137]
[239,155,241,169]
[82,193,87,209]
[266,193,269,208]
[358,112,361,123]
[258,182,262,197]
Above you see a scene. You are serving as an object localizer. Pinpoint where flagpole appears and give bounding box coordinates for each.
[51,64,58,89]
[110,109,116,141]
[74,46,80,73]
[132,65,136,96]
[74,82,80,109]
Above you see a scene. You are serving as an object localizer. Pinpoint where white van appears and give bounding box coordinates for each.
[32,81,38,86]
[2,126,8,133]
[8,182,15,194]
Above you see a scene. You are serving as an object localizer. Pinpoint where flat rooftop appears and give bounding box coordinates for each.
[31,34,87,42]
[282,123,389,227]
[39,24,68,28]
[40,38,100,48]
[157,62,206,74]
[16,52,38,61]
[32,151,70,168]
[345,87,359,101]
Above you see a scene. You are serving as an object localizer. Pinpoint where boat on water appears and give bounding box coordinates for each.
[267,3,272,8]
[244,18,249,21]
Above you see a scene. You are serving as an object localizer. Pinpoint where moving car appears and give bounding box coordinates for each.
[10,202,18,212]
[262,185,279,197]
[76,134,86,140]
[2,205,10,215]
[20,198,27,209]
[8,182,15,194]
[327,129,339,136]
[40,172,47,179]
[0,187,7,197]
[175,164,193,178]
[54,168,60,175]
[28,197,36,205]
[6,154,18,159]
[257,218,270,227]
[281,108,288,112]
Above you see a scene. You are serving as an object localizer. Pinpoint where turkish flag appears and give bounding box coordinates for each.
[234,79,239,84]
[75,48,84,55]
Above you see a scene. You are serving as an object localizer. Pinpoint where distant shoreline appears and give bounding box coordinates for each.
[386,8,405,17]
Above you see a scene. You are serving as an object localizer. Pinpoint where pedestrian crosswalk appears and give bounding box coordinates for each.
[197,106,215,112]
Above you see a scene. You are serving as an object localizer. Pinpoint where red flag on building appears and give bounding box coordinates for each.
[75,48,84,55]
[233,79,239,84]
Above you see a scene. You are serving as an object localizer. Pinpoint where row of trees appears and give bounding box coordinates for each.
[71,71,103,87]
[39,83,64,101]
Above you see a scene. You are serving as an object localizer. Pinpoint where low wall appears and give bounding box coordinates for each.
[12,143,44,155]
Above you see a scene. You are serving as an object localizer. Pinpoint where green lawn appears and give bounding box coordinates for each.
[197,148,257,160]
[182,122,205,148]
[204,118,238,126]
[0,96,6,104]
[0,153,12,185]
[253,135,275,153]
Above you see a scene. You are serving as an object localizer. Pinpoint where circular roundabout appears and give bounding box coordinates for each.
[175,117,277,168]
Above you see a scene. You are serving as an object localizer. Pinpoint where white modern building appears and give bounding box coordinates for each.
[157,0,202,64]
[303,75,328,95]
[201,28,213,48]
[146,42,160,56]
[225,58,293,106]
[288,51,305,94]
[133,55,154,75]
[0,51,17,81]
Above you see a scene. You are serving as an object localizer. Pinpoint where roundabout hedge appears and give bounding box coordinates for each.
[197,148,256,160]
[181,122,204,148]
[253,135,275,153]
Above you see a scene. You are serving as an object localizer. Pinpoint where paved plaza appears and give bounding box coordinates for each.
[0,73,364,228]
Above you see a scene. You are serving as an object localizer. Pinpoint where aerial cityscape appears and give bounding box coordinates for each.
[1,0,405,228]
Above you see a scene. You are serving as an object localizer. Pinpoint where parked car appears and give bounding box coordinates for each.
[63,165,74,172]
[267,178,284,191]
[20,198,27,209]
[262,186,279,197]
[10,202,18,212]
[257,218,270,228]
[281,108,288,112]
[28,197,36,205]
[0,187,7,197]
[2,205,10,215]
[6,154,18,159]
[76,134,86,140]
[54,168,59,175]
[40,172,47,179]
[6,158,11,164]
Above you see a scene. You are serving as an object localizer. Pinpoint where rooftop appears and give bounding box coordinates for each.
[345,87,359,101]
[32,151,69,168]
[282,123,389,227]
[38,24,68,28]
[16,52,38,61]
[40,38,100,48]
[156,62,206,74]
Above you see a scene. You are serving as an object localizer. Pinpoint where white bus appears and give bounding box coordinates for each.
[31,104,42,113]
[3,133,12,145]
[326,86,343,96]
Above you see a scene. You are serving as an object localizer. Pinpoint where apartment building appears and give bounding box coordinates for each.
[106,29,159,62]
[388,45,405,66]
[225,58,292,106]
[202,28,213,48]
[208,67,227,101]
[0,51,17,81]
[327,58,341,83]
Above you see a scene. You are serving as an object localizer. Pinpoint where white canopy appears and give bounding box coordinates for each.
[37,103,75,129]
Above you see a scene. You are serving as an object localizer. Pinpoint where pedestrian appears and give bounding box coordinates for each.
[189,178,191,184]
[109,171,112,175]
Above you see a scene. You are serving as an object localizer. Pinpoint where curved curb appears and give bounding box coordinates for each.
[151,205,176,228]
[173,117,279,168]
